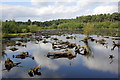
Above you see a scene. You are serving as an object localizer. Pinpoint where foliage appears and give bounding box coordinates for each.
[28,25,38,33]
[76,13,120,22]
[83,23,94,36]
[21,29,27,33]
[2,12,120,36]
[109,21,119,29]
[58,22,84,29]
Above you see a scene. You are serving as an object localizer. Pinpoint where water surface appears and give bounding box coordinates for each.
[2,34,119,78]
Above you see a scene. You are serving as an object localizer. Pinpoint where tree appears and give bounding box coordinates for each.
[21,29,27,33]
[109,21,119,29]
[28,25,38,33]
[83,23,94,36]
[2,20,17,33]
[27,19,31,25]
[50,24,58,29]
[111,13,120,22]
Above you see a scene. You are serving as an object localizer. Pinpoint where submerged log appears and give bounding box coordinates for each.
[47,49,76,59]
[109,54,114,59]
[111,41,120,50]
[75,45,81,54]
[28,66,42,77]
[96,39,106,44]
[59,41,70,45]
[13,52,34,59]
[21,44,26,47]
[81,45,89,54]
[52,45,66,50]
[16,42,22,46]
[67,43,76,48]
[51,37,59,40]
[5,41,16,46]
[113,41,120,46]
[4,58,21,71]
[66,36,76,39]
[16,42,26,47]
[81,36,95,43]
[43,40,49,43]
[10,47,18,51]
[5,58,14,68]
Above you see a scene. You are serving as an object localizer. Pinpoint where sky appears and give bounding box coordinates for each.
[0,0,119,22]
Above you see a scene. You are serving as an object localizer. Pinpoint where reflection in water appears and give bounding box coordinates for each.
[13,52,34,60]
[28,71,41,77]
[31,43,60,71]
[28,66,42,77]
[80,40,94,58]
[109,54,114,64]
[2,50,7,58]
[3,58,22,72]
[111,41,120,50]
[96,39,108,48]
[47,49,76,60]
[75,38,94,59]
[9,47,18,51]
[2,34,119,78]
[82,41,118,74]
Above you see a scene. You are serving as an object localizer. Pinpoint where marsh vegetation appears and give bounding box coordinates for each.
[1,12,119,78]
[2,29,119,78]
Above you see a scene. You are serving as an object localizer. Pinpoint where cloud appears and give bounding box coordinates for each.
[82,41,118,74]
[0,2,82,21]
[93,5,118,14]
[31,0,50,7]
[83,3,118,15]
[1,0,118,21]
[0,4,38,20]
[26,43,60,70]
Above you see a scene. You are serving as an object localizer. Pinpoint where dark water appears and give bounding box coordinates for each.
[1,34,119,78]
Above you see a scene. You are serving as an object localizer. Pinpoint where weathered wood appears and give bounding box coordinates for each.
[10,47,18,51]
[113,41,120,46]
[67,43,76,48]
[4,58,21,71]
[47,49,75,58]
[28,66,42,77]
[66,36,76,39]
[13,52,34,59]
[111,41,120,50]
[96,39,106,44]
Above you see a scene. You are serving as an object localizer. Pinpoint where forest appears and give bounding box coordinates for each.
[2,12,120,36]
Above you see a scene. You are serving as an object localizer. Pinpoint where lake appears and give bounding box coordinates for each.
[1,31,119,78]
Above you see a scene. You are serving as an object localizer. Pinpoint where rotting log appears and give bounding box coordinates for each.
[47,49,76,59]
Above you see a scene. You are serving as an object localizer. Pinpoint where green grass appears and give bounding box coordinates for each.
[7,32,32,36]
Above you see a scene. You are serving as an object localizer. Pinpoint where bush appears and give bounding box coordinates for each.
[109,21,119,29]
[83,23,94,36]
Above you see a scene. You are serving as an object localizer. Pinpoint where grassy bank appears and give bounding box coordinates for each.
[2,32,33,38]
[7,32,32,36]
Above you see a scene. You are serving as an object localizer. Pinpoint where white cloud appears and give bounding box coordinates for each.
[83,4,118,16]
[0,4,38,20]
[82,41,118,74]
[0,0,118,21]
[93,5,118,14]
[0,2,83,21]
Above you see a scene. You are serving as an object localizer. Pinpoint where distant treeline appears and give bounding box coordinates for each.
[2,12,120,34]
